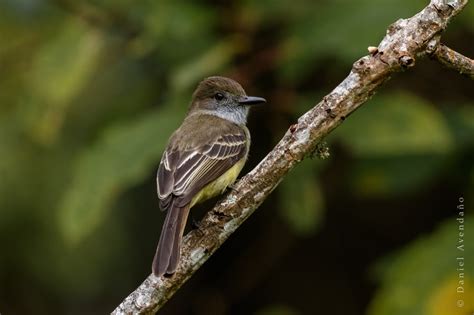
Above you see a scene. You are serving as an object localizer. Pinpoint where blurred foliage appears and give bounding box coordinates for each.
[0,0,472,314]
[368,216,474,315]
[58,104,184,244]
[23,19,106,145]
[332,92,455,197]
[279,159,325,236]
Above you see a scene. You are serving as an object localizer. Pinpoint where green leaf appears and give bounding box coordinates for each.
[331,92,454,197]
[368,214,474,315]
[279,159,325,236]
[334,92,453,156]
[58,104,185,244]
[136,1,216,59]
[170,37,244,92]
[21,19,106,145]
[277,0,427,81]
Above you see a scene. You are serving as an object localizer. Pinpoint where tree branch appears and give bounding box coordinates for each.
[430,41,474,79]
[112,0,468,314]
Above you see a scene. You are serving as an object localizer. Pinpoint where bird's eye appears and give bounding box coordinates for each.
[214,93,225,101]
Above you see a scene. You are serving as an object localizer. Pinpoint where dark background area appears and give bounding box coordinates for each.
[0,0,473,314]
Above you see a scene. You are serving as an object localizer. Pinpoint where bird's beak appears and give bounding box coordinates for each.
[238,95,266,105]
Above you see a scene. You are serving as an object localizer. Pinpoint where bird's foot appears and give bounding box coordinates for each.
[191,217,201,230]
[191,217,205,236]
[227,183,239,193]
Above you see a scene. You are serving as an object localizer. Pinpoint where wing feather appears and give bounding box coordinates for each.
[157,130,247,211]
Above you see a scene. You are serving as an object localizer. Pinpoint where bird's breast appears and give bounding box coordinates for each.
[190,156,247,208]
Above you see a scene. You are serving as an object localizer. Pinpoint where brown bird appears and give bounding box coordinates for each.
[153,76,266,276]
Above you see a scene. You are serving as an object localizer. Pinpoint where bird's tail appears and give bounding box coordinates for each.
[152,203,190,277]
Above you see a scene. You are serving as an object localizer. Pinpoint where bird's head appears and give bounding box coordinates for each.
[189,76,266,124]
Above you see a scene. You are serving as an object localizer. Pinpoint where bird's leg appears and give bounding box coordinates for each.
[226,182,239,193]
[191,216,201,230]
[190,216,206,238]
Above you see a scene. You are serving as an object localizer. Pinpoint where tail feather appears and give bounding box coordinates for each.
[152,204,190,277]
[167,205,190,274]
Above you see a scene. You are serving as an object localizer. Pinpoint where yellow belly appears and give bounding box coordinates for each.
[190,157,246,207]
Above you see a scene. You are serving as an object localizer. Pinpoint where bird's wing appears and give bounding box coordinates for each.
[157,132,247,211]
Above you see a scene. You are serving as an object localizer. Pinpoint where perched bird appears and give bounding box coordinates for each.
[153,76,266,277]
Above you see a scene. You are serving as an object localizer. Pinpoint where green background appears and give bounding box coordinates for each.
[0,0,473,314]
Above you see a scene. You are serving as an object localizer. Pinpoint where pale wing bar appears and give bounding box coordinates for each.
[156,133,247,211]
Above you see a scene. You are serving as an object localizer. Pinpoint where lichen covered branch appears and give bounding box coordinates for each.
[431,42,474,79]
[112,0,469,314]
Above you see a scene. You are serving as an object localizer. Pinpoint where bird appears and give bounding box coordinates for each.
[152,76,266,277]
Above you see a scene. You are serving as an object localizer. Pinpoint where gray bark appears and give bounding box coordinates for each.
[112,0,470,313]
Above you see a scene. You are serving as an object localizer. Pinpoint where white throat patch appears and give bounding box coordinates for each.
[192,107,249,125]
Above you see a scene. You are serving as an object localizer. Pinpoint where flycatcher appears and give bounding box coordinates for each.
[153,76,266,277]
